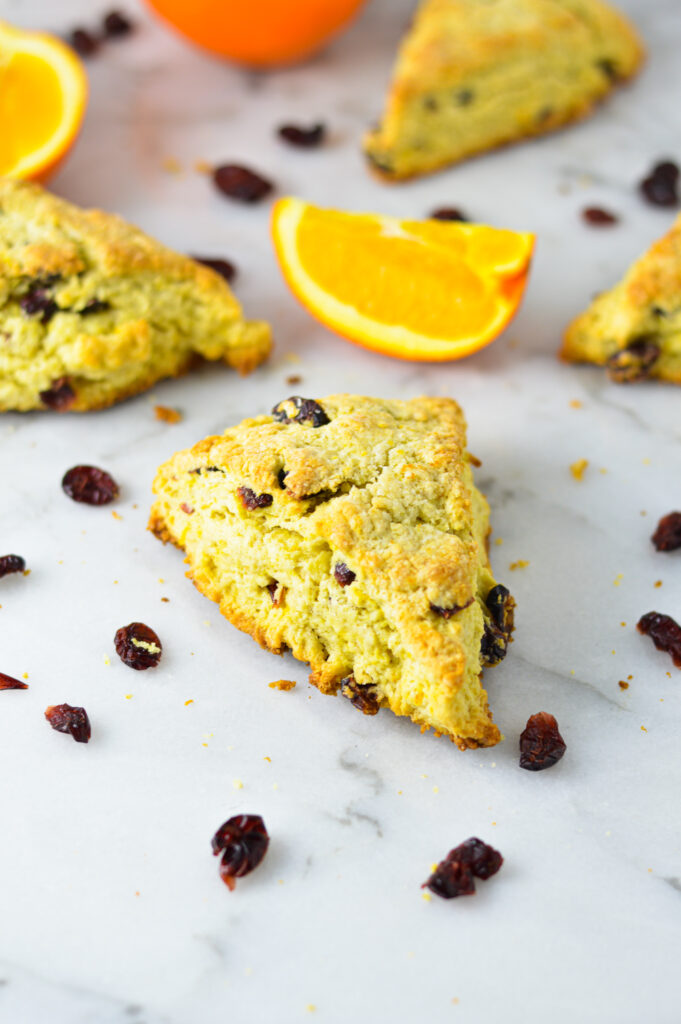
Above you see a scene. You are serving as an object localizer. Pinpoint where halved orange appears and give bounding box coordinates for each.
[0,20,88,182]
[272,198,534,361]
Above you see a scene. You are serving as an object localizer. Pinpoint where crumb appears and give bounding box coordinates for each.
[570,458,589,481]
[263,756,271,762]
[306,1006,316,1014]
[641,510,647,516]
[618,681,629,690]
[491,821,497,826]
[422,892,432,902]
[184,699,194,706]
[620,621,626,627]
[432,785,439,794]
[509,559,529,571]
[570,670,575,675]
[666,671,672,678]
[125,694,133,700]
[158,578,165,583]
[468,452,482,467]
[641,725,647,732]
[272,783,279,790]
[23,568,31,576]
[494,537,503,546]
[103,655,110,666]
[613,574,623,586]
[161,596,169,602]
[162,156,182,174]
[569,399,582,409]
[111,510,123,520]
[194,159,213,174]
[452,998,460,1005]
[599,468,607,475]
[201,742,208,747]
[269,679,296,691]
[642,457,651,466]
[611,650,616,655]
[233,779,244,789]
[135,891,140,897]
[654,580,662,588]
[286,374,302,386]
[397,790,403,795]
[155,404,182,424]
[283,352,301,364]
[22,672,28,680]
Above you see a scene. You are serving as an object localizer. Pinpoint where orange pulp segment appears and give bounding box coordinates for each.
[271,198,534,361]
[0,20,87,181]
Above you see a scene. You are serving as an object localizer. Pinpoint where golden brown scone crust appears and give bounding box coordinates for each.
[562,212,681,384]
[364,0,644,181]
[149,394,516,749]
[0,178,271,411]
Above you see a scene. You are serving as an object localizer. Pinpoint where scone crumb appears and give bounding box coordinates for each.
[112,510,123,520]
[103,655,110,666]
[422,891,432,902]
[184,699,194,706]
[620,621,626,627]
[641,725,647,732]
[155,405,182,424]
[570,458,589,481]
[613,574,623,586]
[233,779,244,789]
[162,156,183,174]
[494,537,503,546]
[286,374,302,386]
[161,597,169,602]
[263,756,271,762]
[269,679,296,691]
[569,399,582,409]
[509,560,529,571]
[654,580,662,588]
[305,1006,316,1014]
[194,159,213,174]
[618,681,629,690]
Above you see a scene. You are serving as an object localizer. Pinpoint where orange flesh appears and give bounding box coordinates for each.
[295,209,528,341]
[0,52,65,175]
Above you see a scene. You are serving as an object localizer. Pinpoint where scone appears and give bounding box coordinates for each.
[0,179,271,412]
[364,0,644,181]
[149,394,515,749]
[562,213,681,384]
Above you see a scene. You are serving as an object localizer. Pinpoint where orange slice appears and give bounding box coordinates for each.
[0,20,88,182]
[272,198,534,361]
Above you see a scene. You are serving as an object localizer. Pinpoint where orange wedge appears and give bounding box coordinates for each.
[0,20,88,182]
[272,198,534,361]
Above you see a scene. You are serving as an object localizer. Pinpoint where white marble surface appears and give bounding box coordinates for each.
[1,0,681,1021]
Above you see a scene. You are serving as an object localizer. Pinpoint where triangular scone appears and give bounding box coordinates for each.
[150,394,515,749]
[563,214,681,384]
[364,0,644,181]
[0,179,271,411]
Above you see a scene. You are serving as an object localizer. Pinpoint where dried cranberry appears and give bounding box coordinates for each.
[62,466,119,505]
[0,554,25,578]
[20,285,59,323]
[102,10,133,37]
[271,396,329,427]
[334,562,356,586]
[596,57,620,80]
[340,675,379,715]
[430,597,473,619]
[480,623,509,666]
[637,611,681,668]
[39,377,75,411]
[450,837,503,880]
[0,672,28,691]
[192,256,236,283]
[651,512,681,552]
[582,207,619,226]
[277,468,288,490]
[70,28,99,56]
[519,712,566,771]
[211,814,269,890]
[114,622,162,670]
[278,123,326,148]
[45,704,91,743]
[606,339,660,383]
[79,299,110,315]
[486,584,515,635]
[213,165,273,203]
[237,486,273,511]
[424,858,475,899]
[430,207,468,222]
[640,161,679,207]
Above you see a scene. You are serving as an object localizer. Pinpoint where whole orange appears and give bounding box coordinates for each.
[144,0,368,67]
